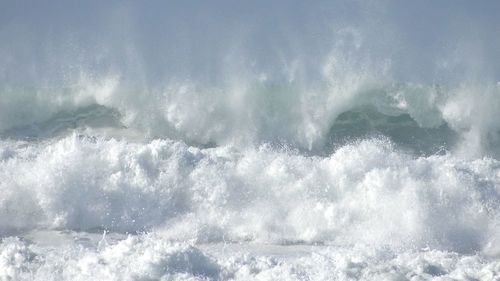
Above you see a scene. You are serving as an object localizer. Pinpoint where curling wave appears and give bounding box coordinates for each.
[1,81,499,157]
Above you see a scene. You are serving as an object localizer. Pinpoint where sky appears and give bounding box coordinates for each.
[1,0,500,87]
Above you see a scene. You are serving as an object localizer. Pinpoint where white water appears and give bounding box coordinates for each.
[1,135,500,279]
[1,1,500,280]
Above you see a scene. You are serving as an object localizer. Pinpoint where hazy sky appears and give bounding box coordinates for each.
[1,0,499,86]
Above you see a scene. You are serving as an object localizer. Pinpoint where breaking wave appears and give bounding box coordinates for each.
[1,1,500,280]
[1,82,500,157]
[2,135,500,255]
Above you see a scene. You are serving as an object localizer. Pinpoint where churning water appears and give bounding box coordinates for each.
[1,1,500,280]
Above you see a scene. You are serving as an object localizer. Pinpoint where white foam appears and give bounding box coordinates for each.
[1,135,499,255]
[1,232,499,281]
[2,2,500,279]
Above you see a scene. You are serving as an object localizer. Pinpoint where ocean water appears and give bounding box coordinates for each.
[1,1,500,280]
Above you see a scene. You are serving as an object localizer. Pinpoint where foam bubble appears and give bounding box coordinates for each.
[1,135,499,254]
[1,233,499,281]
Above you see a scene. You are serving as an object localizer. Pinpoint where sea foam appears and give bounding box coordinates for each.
[1,135,499,255]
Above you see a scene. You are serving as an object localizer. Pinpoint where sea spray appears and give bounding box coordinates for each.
[1,1,500,280]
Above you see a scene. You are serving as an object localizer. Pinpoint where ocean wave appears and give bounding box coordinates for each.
[2,1,500,279]
[1,135,499,254]
[2,82,499,157]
